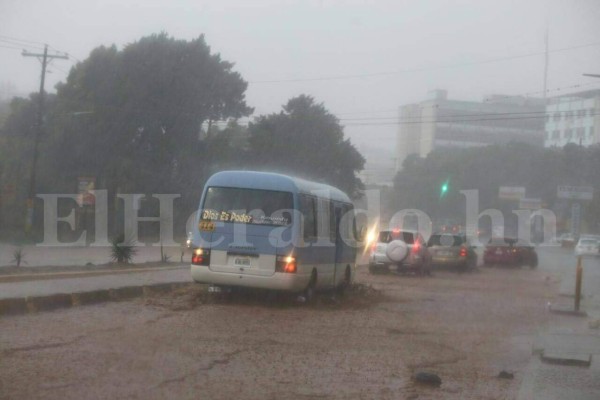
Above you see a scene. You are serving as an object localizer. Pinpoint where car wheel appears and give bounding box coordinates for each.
[529,254,538,269]
[337,266,352,296]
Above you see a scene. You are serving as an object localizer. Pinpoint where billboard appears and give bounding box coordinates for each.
[557,185,593,201]
[499,186,525,201]
[77,177,96,206]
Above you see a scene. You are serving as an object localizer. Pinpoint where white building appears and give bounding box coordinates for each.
[544,89,600,148]
[396,90,545,171]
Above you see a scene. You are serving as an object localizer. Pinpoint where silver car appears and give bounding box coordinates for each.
[574,237,600,257]
[368,229,432,275]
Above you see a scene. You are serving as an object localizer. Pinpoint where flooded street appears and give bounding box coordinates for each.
[1,260,558,400]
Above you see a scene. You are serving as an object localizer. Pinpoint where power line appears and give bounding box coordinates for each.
[0,34,45,46]
[339,110,551,122]
[249,41,600,84]
[48,44,82,63]
[342,112,600,127]
[0,38,45,51]
[0,44,26,51]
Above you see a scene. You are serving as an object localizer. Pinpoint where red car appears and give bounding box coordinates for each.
[484,237,538,268]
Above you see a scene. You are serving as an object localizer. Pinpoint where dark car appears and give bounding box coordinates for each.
[483,237,537,268]
[427,233,477,271]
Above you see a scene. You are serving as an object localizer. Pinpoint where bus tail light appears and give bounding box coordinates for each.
[276,256,297,273]
[192,248,211,266]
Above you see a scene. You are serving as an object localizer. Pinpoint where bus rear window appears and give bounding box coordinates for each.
[201,187,293,226]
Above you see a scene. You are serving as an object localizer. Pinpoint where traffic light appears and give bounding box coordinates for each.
[440,180,449,197]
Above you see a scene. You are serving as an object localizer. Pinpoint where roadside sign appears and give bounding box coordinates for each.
[499,186,525,200]
[77,177,96,206]
[557,185,593,200]
[519,197,541,210]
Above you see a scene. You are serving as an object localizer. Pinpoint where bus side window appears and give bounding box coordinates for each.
[339,203,353,241]
[329,202,338,242]
[299,195,317,241]
[317,198,331,241]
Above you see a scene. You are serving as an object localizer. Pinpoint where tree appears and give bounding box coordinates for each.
[247,95,365,197]
[1,33,254,235]
[0,94,58,231]
[50,33,252,194]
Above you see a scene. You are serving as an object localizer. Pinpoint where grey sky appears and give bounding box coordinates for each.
[1,0,599,165]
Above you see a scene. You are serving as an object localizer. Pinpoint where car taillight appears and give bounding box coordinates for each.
[276,255,297,273]
[459,247,467,257]
[192,248,211,266]
[370,243,377,254]
[412,241,421,253]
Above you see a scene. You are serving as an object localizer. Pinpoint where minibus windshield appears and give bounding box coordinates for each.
[201,187,294,226]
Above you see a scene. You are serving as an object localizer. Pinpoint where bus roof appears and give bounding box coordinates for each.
[205,171,352,203]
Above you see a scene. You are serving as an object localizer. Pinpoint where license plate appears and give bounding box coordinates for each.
[199,220,215,231]
[495,249,502,255]
[234,257,251,267]
[438,250,452,256]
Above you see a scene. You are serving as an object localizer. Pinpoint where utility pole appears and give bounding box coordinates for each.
[22,45,68,233]
[543,26,549,102]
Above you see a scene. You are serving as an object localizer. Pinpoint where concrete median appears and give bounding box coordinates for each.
[0,282,194,317]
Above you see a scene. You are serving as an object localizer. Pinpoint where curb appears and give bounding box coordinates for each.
[0,265,188,283]
[549,304,588,317]
[0,281,193,316]
[541,350,592,367]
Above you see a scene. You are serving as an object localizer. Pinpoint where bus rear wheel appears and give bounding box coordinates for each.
[301,270,317,304]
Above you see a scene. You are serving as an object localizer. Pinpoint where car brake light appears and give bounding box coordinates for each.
[370,243,377,253]
[192,248,211,266]
[412,241,421,253]
[276,255,297,273]
[459,247,467,257]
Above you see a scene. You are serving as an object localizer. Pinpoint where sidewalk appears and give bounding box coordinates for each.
[517,258,600,400]
[0,242,186,267]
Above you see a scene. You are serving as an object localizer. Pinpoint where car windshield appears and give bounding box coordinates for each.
[428,234,465,247]
[579,239,598,246]
[378,231,414,244]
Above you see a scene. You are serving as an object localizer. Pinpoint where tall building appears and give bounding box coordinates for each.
[544,89,600,148]
[396,90,546,171]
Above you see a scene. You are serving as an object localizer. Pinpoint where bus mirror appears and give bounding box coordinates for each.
[358,226,367,242]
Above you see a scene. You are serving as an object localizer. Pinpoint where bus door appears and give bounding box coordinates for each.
[332,203,344,286]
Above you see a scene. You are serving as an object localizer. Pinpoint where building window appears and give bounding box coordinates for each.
[565,111,574,120]
[565,129,573,139]
[545,114,550,123]
[553,112,561,122]
[577,127,585,138]
[590,126,595,137]
[552,130,560,139]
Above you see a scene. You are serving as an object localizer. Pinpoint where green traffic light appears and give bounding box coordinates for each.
[440,180,449,197]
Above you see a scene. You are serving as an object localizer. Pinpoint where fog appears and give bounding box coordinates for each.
[1,0,599,171]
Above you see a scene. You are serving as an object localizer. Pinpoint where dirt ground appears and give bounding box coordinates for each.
[0,266,556,400]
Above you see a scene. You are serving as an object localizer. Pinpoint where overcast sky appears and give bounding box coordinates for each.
[1,0,599,169]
